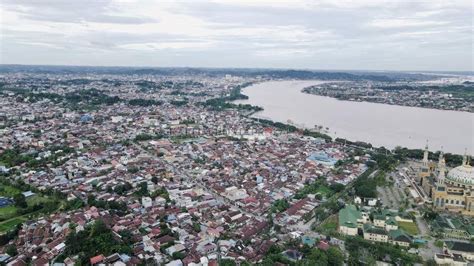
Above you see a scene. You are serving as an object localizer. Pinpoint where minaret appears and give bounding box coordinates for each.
[437,156,446,187]
[462,148,468,166]
[422,141,429,166]
[438,148,444,168]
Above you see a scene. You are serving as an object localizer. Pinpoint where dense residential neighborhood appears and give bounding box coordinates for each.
[0,67,473,265]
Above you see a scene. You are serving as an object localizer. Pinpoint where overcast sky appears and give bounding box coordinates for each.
[0,0,472,71]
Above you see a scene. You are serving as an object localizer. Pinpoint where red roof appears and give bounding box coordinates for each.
[286,198,309,215]
[317,240,330,251]
[264,128,273,133]
[90,255,105,265]
[242,197,258,204]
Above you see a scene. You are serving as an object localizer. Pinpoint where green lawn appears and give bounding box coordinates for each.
[0,185,21,197]
[27,195,52,205]
[322,221,338,231]
[317,186,332,196]
[317,215,338,235]
[399,221,419,235]
[0,205,17,220]
[0,193,55,231]
[0,217,26,232]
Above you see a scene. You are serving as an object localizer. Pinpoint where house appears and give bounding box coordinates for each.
[385,217,398,231]
[0,197,13,208]
[373,213,399,231]
[0,255,11,264]
[388,229,412,247]
[317,240,330,251]
[166,243,186,255]
[165,260,183,266]
[301,236,316,247]
[6,257,27,266]
[434,253,468,266]
[444,241,474,261]
[282,250,303,261]
[373,214,386,228]
[90,254,105,265]
[141,197,152,208]
[338,205,365,236]
[363,224,388,243]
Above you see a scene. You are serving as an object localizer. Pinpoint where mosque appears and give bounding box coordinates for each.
[417,145,474,216]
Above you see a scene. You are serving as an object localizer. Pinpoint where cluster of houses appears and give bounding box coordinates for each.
[338,204,414,247]
[0,72,376,265]
[338,201,474,264]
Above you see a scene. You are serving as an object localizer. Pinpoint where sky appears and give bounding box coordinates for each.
[0,0,472,71]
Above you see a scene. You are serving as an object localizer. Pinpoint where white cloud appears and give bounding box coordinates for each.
[0,0,471,70]
[368,18,450,28]
[119,41,216,51]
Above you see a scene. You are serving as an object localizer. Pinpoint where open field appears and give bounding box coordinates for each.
[399,221,419,235]
[0,205,17,220]
[0,217,26,232]
[0,188,57,231]
[317,186,333,196]
[0,185,21,197]
[27,195,53,205]
[316,214,339,236]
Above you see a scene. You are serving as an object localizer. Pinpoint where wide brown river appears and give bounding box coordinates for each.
[236,80,474,155]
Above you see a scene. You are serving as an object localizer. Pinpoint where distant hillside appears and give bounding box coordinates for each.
[0,64,443,82]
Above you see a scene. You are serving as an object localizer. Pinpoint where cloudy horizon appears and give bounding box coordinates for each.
[0,0,472,71]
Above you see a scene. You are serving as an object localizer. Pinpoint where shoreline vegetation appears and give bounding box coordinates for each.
[302,82,474,113]
[201,82,263,112]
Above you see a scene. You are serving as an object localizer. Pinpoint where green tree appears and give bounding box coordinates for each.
[5,245,18,256]
[63,220,131,264]
[220,259,236,266]
[307,248,328,265]
[327,247,344,266]
[136,181,149,196]
[193,222,201,232]
[271,199,290,213]
[172,252,185,260]
[87,194,96,205]
[13,193,27,208]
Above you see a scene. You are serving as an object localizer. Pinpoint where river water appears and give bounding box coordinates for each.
[236,80,474,154]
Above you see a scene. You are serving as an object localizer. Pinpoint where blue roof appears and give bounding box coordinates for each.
[0,197,13,207]
[307,152,337,165]
[301,236,316,246]
[167,214,177,222]
[80,114,93,122]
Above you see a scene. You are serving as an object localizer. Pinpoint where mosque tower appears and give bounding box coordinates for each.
[436,152,446,188]
[422,141,429,166]
[462,149,469,166]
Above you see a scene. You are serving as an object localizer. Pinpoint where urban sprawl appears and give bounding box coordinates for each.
[0,68,473,266]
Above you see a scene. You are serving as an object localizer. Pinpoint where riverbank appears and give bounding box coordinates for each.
[234,80,473,155]
[302,83,473,113]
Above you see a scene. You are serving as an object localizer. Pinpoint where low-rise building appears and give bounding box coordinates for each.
[363,224,388,243]
[338,205,365,236]
[444,241,474,262]
[388,229,412,247]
